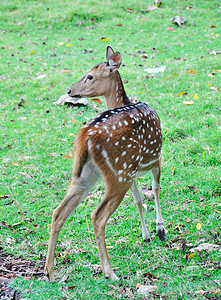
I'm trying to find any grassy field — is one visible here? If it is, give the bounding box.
[0,0,221,299]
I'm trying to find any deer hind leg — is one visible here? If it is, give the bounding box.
[151,160,165,241]
[45,159,100,282]
[131,181,150,242]
[91,183,131,281]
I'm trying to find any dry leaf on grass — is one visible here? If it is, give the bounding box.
[137,284,157,295]
[36,74,47,80]
[142,5,159,12]
[54,94,90,106]
[190,243,220,253]
[145,65,166,74]
[171,16,186,27]
[208,50,221,55]
[183,100,194,105]
[166,27,175,31]
[62,151,73,160]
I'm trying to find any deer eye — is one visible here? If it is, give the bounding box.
[87,75,93,80]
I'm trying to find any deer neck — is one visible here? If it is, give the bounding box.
[103,71,132,109]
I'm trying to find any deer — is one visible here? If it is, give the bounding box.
[44,46,165,282]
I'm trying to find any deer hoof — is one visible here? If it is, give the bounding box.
[44,267,55,282]
[143,237,151,243]
[156,222,165,241]
[157,228,165,241]
[105,273,119,281]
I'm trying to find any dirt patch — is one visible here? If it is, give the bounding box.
[0,248,44,300]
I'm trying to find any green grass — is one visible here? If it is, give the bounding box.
[0,0,221,299]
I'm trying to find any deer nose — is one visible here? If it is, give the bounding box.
[68,89,71,95]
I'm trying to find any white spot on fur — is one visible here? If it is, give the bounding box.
[101,148,116,175]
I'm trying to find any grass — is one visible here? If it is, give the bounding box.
[0,0,221,298]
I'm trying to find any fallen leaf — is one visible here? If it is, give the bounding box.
[126,8,137,13]
[178,92,188,97]
[137,285,157,295]
[185,217,191,223]
[68,133,75,137]
[183,100,194,105]
[187,70,197,74]
[194,95,198,99]
[36,74,47,79]
[145,65,166,74]
[142,5,159,12]
[62,69,71,73]
[142,204,147,210]
[62,150,73,160]
[187,253,197,259]
[30,51,36,55]
[143,272,157,280]
[62,155,72,160]
[171,16,186,28]
[196,223,202,230]
[11,162,19,166]
[91,98,102,104]
[66,43,73,47]
[188,185,198,193]
[47,152,57,156]
[172,72,178,76]
[210,87,219,91]
[154,0,162,7]
[101,38,110,42]
[54,94,90,106]
[208,50,221,55]
[58,42,64,45]
[190,243,219,253]
[0,194,10,199]
[166,27,175,32]
[136,282,141,289]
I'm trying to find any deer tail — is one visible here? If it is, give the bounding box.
[73,128,89,178]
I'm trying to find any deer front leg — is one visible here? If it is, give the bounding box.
[131,181,150,242]
[151,162,165,241]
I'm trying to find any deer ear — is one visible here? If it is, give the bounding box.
[106,51,122,72]
[106,46,115,61]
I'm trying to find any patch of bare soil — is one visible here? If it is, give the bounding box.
[0,248,44,300]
